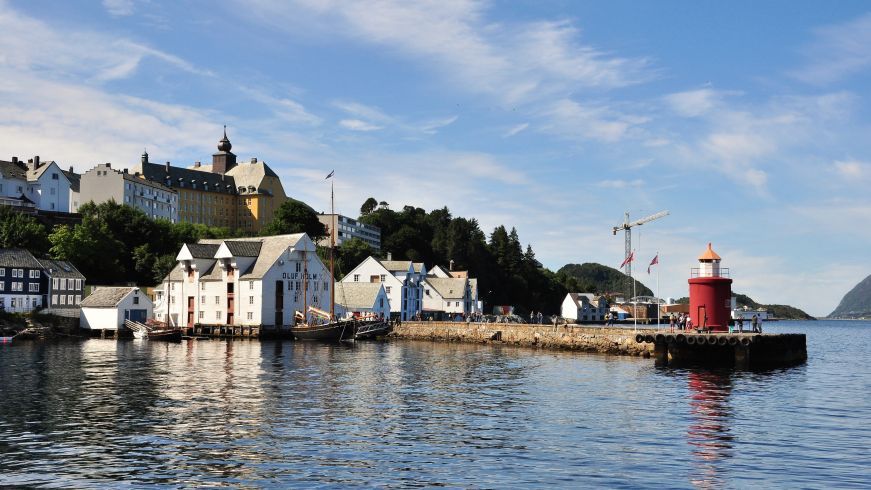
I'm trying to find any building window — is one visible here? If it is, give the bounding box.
[133,296,139,305]
[288,281,294,291]
[380,274,386,282]
[76,279,82,289]
[249,296,254,305]
[52,278,59,289]
[199,311,204,319]
[30,270,39,278]
[296,281,301,290]
[52,295,57,305]
[60,295,66,305]
[216,311,221,320]
[0,283,5,291]
[247,312,253,320]
[386,286,391,294]
[201,295,206,304]
[12,282,22,291]
[75,295,81,305]
[67,295,73,305]
[353,274,359,282]
[0,268,4,277]
[171,283,176,291]
[215,296,220,304]
[296,262,301,272]
[249,281,254,290]
[29,283,39,292]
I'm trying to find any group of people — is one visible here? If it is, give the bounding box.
[733,314,763,333]
[528,311,544,325]
[668,313,694,332]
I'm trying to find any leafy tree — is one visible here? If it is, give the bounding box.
[262,198,327,240]
[336,238,372,278]
[0,207,49,254]
[360,197,378,216]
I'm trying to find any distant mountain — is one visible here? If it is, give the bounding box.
[829,274,871,318]
[676,293,815,320]
[558,263,653,297]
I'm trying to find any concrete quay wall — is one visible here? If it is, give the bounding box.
[393,322,655,357]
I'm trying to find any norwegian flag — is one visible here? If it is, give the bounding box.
[647,254,659,274]
[620,251,635,269]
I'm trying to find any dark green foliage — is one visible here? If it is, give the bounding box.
[262,198,327,241]
[49,201,240,286]
[829,274,871,318]
[0,206,50,255]
[360,197,378,216]
[557,263,654,297]
[336,238,372,279]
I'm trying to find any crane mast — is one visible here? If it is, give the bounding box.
[612,210,669,298]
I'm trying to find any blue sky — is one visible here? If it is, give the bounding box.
[2,0,870,315]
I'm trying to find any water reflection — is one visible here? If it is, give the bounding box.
[686,370,734,488]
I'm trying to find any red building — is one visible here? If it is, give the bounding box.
[688,243,732,332]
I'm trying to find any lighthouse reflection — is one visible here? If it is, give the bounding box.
[686,370,735,488]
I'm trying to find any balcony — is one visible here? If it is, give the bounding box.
[690,267,730,278]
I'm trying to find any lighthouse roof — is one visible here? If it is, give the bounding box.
[698,243,721,261]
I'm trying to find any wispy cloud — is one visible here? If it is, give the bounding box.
[833,158,871,181]
[664,87,739,117]
[339,119,383,132]
[793,12,871,85]
[598,179,643,189]
[102,0,134,17]
[503,123,529,138]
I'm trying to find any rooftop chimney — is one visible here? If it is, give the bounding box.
[33,155,40,168]
[68,166,73,173]
[387,252,392,261]
[105,162,111,168]
[11,156,18,164]
[123,168,128,174]
[165,161,171,173]
[449,259,454,271]
[194,161,201,168]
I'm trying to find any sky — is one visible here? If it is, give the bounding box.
[1,0,870,316]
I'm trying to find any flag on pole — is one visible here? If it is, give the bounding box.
[620,251,635,269]
[647,254,659,274]
[325,170,334,179]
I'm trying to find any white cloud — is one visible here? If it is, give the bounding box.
[503,123,529,138]
[538,98,648,143]
[418,115,458,134]
[833,159,870,180]
[598,179,643,189]
[102,0,134,17]
[339,119,383,131]
[793,12,871,85]
[664,88,739,117]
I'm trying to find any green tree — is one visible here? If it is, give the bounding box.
[360,197,378,216]
[336,238,372,277]
[0,207,49,254]
[262,198,327,240]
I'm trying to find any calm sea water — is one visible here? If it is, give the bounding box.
[1,320,869,489]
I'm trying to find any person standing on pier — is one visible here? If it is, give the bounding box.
[737,317,744,333]
[751,314,759,333]
[669,313,675,333]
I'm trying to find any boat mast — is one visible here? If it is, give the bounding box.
[330,178,336,321]
[303,248,308,325]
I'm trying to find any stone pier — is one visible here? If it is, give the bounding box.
[392,322,655,357]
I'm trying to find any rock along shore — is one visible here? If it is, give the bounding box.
[391,321,655,357]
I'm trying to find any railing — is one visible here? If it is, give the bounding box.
[690,267,730,278]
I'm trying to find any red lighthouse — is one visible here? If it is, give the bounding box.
[688,243,732,332]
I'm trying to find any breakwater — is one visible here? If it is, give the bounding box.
[392,321,654,356]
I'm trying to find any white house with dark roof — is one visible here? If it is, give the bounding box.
[334,282,390,319]
[423,277,473,319]
[341,255,425,321]
[80,287,152,331]
[561,293,609,323]
[157,233,332,332]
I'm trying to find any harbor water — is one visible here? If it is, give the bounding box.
[1,320,869,488]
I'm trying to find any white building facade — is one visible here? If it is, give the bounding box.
[422,277,473,319]
[341,256,425,321]
[334,282,390,320]
[80,287,153,331]
[157,234,332,332]
[561,293,609,323]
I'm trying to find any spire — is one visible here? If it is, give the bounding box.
[141,148,149,164]
[698,242,721,262]
[217,125,232,152]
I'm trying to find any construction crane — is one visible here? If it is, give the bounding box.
[612,210,669,281]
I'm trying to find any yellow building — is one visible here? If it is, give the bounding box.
[135,129,287,232]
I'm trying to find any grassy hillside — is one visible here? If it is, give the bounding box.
[558,263,653,297]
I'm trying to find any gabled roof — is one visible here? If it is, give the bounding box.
[62,169,81,193]
[164,263,185,282]
[81,287,138,308]
[199,233,308,280]
[426,277,468,300]
[27,161,58,181]
[199,262,224,282]
[335,282,383,309]
[0,160,28,181]
[379,260,424,273]
[37,259,85,279]
[224,241,262,257]
[185,243,221,259]
[0,248,42,268]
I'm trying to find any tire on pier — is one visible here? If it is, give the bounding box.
[740,337,752,346]
[717,336,729,346]
[654,333,665,343]
[728,337,738,346]
[644,334,655,343]
[675,334,686,344]
[635,333,645,343]
[665,334,675,343]
[686,335,697,345]
[696,335,709,345]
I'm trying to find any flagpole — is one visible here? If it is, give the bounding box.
[632,250,637,332]
[656,251,660,330]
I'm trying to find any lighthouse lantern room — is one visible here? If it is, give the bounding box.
[688,243,733,332]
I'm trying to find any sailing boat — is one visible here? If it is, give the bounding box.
[289,171,357,342]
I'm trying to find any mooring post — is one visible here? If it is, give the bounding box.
[654,341,668,366]
[734,344,750,369]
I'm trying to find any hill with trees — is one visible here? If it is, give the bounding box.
[829,274,871,319]
[557,263,653,298]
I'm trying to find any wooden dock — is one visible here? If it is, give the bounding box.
[635,331,807,368]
